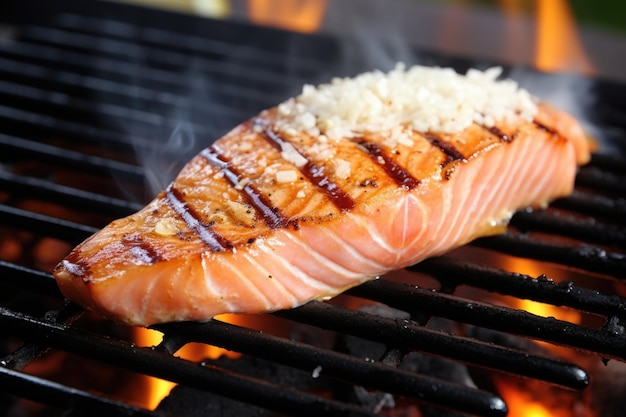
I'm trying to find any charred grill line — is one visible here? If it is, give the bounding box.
[357,141,421,189]
[480,124,511,142]
[121,233,162,265]
[165,185,232,251]
[201,147,289,228]
[422,133,467,162]
[259,123,355,211]
[533,120,558,136]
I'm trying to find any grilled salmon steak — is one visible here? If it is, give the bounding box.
[54,65,590,326]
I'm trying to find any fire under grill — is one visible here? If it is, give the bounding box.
[1,1,626,416]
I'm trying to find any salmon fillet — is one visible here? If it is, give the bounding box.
[54,65,590,326]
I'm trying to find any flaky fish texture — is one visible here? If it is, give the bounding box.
[54,90,590,326]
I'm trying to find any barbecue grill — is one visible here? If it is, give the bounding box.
[1,1,625,416]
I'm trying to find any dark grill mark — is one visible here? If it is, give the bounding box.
[122,233,162,264]
[257,122,355,211]
[165,185,232,251]
[302,162,355,211]
[58,251,91,280]
[201,147,289,228]
[480,125,512,142]
[359,141,420,190]
[533,120,558,136]
[423,133,467,166]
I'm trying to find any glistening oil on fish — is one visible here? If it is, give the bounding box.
[54,64,590,326]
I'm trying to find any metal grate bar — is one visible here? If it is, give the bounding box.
[0,78,192,131]
[576,166,626,194]
[156,319,507,417]
[0,170,141,216]
[473,232,626,278]
[0,104,146,150]
[350,279,626,361]
[19,25,294,106]
[586,153,626,172]
[0,366,161,417]
[0,261,61,298]
[0,55,247,119]
[276,302,588,389]
[0,204,98,242]
[0,133,144,179]
[551,190,626,218]
[0,307,380,417]
[413,257,626,318]
[0,38,289,102]
[509,209,626,246]
[0,58,245,140]
[55,13,327,76]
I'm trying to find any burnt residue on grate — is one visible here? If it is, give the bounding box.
[1,1,626,417]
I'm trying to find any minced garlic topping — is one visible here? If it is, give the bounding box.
[275,170,299,183]
[275,63,537,139]
[154,218,178,236]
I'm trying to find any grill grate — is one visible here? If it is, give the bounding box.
[1,1,626,416]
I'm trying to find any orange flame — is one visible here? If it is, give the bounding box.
[133,314,243,410]
[495,380,566,417]
[535,0,594,75]
[492,256,587,416]
[133,328,176,410]
[248,0,328,33]
[503,257,582,325]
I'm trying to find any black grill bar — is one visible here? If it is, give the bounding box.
[414,257,626,318]
[350,279,626,362]
[1,2,626,416]
[0,261,61,298]
[552,190,626,218]
[0,41,267,132]
[0,105,145,151]
[0,261,510,416]
[55,13,327,76]
[0,170,141,216]
[0,30,299,92]
[510,209,626,246]
[276,302,589,390]
[473,232,626,278]
[585,153,626,172]
[0,133,144,179]
[0,308,380,417]
[0,204,98,239]
[0,367,161,417]
[19,25,287,109]
[155,319,508,417]
[576,166,626,194]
